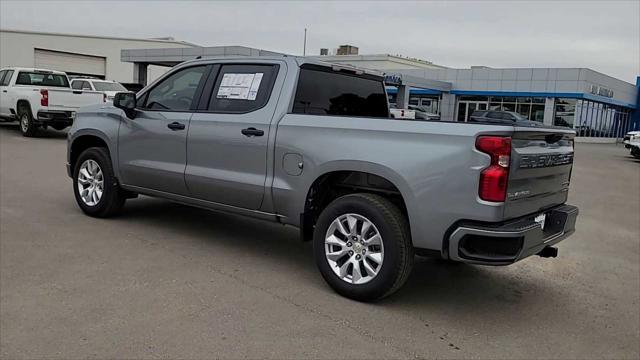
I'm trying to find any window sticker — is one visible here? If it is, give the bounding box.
[217,73,263,100]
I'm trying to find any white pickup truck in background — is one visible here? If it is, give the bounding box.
[0,67,104,136]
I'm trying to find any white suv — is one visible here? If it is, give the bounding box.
[70,78,127,102]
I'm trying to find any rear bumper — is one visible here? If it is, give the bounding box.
[447,204,578,265]
[36,111,75,127]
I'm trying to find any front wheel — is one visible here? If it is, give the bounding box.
[313,193,414,301]
[72,147,126,217]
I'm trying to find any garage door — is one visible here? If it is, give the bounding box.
[34,49,106,78]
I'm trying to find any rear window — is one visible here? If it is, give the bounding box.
[292,65,388,118]
[93,81,127,92]
[16,72,69,87]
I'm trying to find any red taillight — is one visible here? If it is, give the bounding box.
[40,89,48,106]
[476,136,511,202]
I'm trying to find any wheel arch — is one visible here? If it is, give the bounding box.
[69,131,114,175]
[299,162,415,243]
[16,99,33,114]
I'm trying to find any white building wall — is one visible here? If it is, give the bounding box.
[0,30,197,83]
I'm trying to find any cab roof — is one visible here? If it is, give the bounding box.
[174,55,384,78]
[0,67,67,75]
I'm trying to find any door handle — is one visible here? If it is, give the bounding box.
[167,122,186,131]
[241,127,264,137]
[2,90,6,93]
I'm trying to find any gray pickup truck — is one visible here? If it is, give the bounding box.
[67,56,578,301]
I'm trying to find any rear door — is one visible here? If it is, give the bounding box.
[185,62,282,210]
[118,64,210,195]
[505,127,576,218]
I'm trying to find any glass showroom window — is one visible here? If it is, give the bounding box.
[491,96,545,121]
[418,96,440,114]
[574,100,633,138]
[554,98,577,128]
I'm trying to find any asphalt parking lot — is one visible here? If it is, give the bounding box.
[1,124,639,359]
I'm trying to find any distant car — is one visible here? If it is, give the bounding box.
[623,130,640,148]
[389,104,416,119]
[0,67,103,136]
[70,79,127,102]
[623,131,640,159]
[408,105,440,120]
[470,110,542,127]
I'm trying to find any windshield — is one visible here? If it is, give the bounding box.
[16,72,69,87]
[93,81,127,92]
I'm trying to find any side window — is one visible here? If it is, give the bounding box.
[208,64,278,113]
[0,71,6,85]
[1,70,14,86]
[81,81,92,90]
[292,65,389,118]
[141,65,207,111]
[71,80,83,90]
[487,111,502,119]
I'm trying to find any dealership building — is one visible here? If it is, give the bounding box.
[1,29,638,139]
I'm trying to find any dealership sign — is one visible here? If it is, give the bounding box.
[589,84,614,98]
[384,74,402,86]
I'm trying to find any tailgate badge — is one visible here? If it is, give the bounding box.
[507,190,530,199]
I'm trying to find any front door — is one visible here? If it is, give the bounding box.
[0,70,14,117]
[118,65,209,195]
[185,63,282,210]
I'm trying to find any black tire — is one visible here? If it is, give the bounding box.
[313,193,414,301]
[72,147,126,217]
[18,104,38,137]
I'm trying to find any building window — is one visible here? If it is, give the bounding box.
[487,96,545,122]
[572,100,632,138]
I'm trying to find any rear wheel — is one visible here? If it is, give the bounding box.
[313,193,413,301]
[18,105,38,137]
[72,147,126,217]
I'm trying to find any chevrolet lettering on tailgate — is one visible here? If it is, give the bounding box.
[519,153,574,169]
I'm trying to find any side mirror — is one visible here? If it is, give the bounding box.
[113,92,136,119]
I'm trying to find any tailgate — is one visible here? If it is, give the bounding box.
[48,89,103,109]
[505,127,575,219]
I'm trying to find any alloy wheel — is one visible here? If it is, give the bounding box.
[324,213,384,285]
[20,114,29,133]
[77,159,104,206]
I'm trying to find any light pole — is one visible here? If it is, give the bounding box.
[303,28,307,56]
